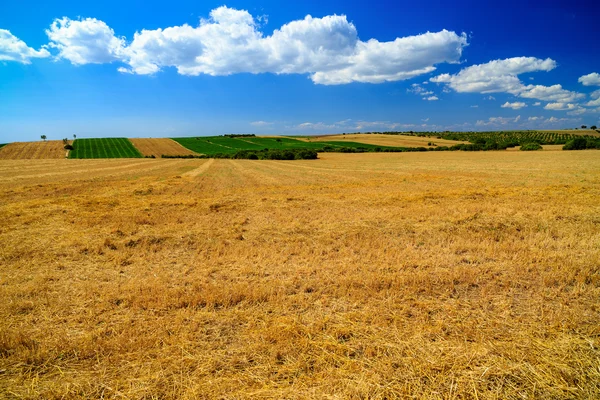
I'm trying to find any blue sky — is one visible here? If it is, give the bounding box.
[1,0,599,142]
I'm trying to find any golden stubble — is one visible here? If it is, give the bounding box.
[1,151,599,399]
[0,141,66,160]
[129,138,200,158]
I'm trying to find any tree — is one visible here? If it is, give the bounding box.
[582,125,587,129]
[41,135,47,141]
[591,125,597,130]
[73,134,77,140]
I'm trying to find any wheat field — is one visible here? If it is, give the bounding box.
[129,138,200,158]
[0,141,66,160]
[296,134,467,147]
[1,152,599,399]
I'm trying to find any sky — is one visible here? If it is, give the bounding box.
[1,0,600,142]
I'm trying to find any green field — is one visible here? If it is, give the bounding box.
[68,138,143,159]
[0,143,7,149]
[172,136,368,155]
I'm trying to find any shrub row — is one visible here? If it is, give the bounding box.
[563,138,600,150]
[162,148,318,160]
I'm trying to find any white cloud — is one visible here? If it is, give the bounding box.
[46,17,127,65]
[586,98,600,107]
[0,29,50,63]
[533,102,541,106]
[578,72,600,86]
[408,83,434,96]
[43,7,468,84]
[250,121,273,127]
[519,84,584,103]
[544,102,577,111]
[528,116,542,121]
[485,95,496,100]
[585,90,600,107]
[425,96,439,101]
[501,101,526,110]
[470,105,478,108]
[476,115,521,126]
[430,57,556,93]
[431,57,586,107]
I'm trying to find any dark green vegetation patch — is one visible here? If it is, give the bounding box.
[0,143,7,149]
[173,136,355,155]
[520,143,543,151]
[563,137,600,150]
[68,138,143,159]
[163,148,319,160]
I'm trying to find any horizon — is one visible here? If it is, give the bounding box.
[1,1,600,143]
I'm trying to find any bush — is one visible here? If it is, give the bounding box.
[64,144,74,150]
[563,138,588,150]
[520,143,543,151]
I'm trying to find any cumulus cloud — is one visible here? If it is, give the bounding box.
[431,57,585,107]
[425,96,439,101]
[430,57,556,93]
[579,72,600,86]
[46,17,126,65]
[41,7,468,84]
[533,102,541,106]
[0,29,50,63]
[544,102,577,111]
[501,101,526,110]
[519,84,584,103]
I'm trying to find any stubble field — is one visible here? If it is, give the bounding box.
[0,141,66,160]
[1,152,599,399]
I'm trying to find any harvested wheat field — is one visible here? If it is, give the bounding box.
[1,152,599,399]
[298,133,467,147]
[129,138,200,158]
[0,141,66,160]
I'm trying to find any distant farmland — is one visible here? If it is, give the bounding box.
[129,138,199,158]
[172,135,392,155]
[69,138,142,159]
[0,140,66,160]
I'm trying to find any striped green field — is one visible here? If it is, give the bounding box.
[68,138,143,159]
[172,136,381,155]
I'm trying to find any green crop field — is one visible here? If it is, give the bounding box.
[173,136,385,155]
[68,138,143,159]
[0,143,7,149]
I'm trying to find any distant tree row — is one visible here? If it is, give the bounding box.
[40,134,77,141]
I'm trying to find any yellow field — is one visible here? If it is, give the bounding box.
[0,141,66,160]
[1,152,599,399]
[296,133,467,147]
[129,138,199,158]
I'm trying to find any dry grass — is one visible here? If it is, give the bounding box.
[0,141,66,160]
[296,133,467,147]
[1,152,599,399]
[129,138,199,158]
